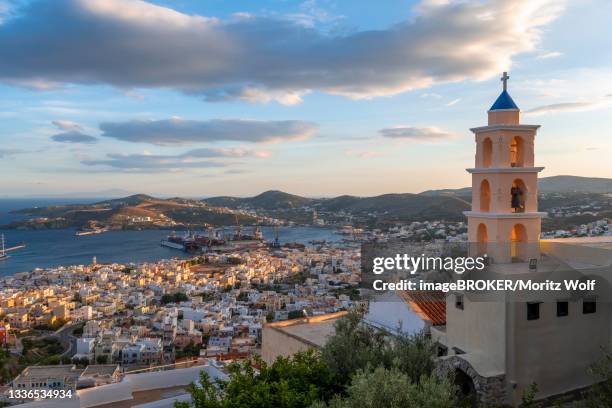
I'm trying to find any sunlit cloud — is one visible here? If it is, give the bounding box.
[536,51,563,59]
[52,120,84,132]
[99,118,317,145]
[0,0,565,103]
[81,147,268,171]
[446,98,461,106]
[524,100,611,116]
[379,126,456,142]
[344,149,383,159]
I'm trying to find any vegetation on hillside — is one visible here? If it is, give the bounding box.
[176,312,458,408]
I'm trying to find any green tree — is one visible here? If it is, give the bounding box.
[161,292,190,305]
[288,310,305,320]
[587,350,612,407]
[176,350,337,408]
[312,367,457,408]
[72,356,90,367]
[321,312,437,386]
[176,341,202,359]
[321,312,391,385]
[390,330,437,383]
[96,355,108,364]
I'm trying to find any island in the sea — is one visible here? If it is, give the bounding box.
[3,175,612,233]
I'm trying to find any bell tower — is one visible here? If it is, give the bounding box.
[465,72,546,263]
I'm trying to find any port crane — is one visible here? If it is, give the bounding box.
[0,234,26,261]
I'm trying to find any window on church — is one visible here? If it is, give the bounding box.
[510,136,524,167]
[482,138,492,168]
[527,302,540,320]
[557,301,569,317]
[455,294,464,310]
[583,299,596,314]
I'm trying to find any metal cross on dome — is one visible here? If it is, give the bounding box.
[501,72,510,91]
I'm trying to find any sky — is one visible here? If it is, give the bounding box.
[0,0,611,198]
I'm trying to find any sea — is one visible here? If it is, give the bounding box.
[0,198,342,277]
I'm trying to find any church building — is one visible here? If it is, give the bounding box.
[432,73,612,406]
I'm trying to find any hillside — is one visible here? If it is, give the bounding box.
[421,176,612,196]
[206,191,471,222]
[6,174,611,230]
[317,193,470,221]
[203,190,313,210]
[5,195,257,230]
[539,175,612,193]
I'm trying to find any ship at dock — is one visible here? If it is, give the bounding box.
[160,223,265,253]
[161,228,229,253]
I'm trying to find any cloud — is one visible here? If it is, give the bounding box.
[0,148,25,158]
[81,147,267,171]
[536,51,562,59]
[524,101,610,115]
[51,131,98,144]
[0,0,564,103]
[446,98,461,106]
[420,93,442,99]
[344,149,383,158]
[379,126,456,142]
[123,89,145,101]
[52,120,84,132]
[0,1,10,24]
[224,169,250,175]
[99,118,317,145]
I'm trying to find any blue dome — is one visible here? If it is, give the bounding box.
[489,90,519,111]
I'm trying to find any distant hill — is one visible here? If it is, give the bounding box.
[205,190,470,222]
[5,194,257,230]
[420,176,612,196]
[203,190,313,210]
[317,193,470,220]
[7,174,611,230]
[419,187,472,198]
[539,176,612,193]
[96,194,156,207]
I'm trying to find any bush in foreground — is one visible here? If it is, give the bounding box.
[177,311,457,408]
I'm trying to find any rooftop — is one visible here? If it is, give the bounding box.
[17,365,82,379]
[399,290,446,326]
[80,364,121,378]
[266,311,347,348]
[489,89,519,111]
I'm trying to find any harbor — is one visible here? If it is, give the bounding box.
[0,226,343,276]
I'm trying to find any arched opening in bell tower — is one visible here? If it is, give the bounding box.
[479,180,491,212]
[511,179,526,213]
[476,223,488,256]
[482,137,492,168]
[511,223,528,262]
[510,136,524,167]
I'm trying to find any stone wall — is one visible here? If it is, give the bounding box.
[436,355,507,406]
